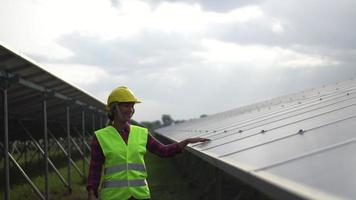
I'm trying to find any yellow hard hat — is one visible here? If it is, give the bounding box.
[107,86,141,110]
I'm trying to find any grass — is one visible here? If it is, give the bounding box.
[1,152,196,200]
[145,152,198,200]
[6,159,88,200]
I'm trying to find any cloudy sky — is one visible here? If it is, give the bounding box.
[1,0,356,122]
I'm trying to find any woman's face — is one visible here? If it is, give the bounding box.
[117,102,135,122]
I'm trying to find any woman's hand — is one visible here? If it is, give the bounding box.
[179,137,210,149]
[185,137,210,144]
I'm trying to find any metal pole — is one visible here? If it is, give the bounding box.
[3,86,10,200]
[73,127,91,152]
[71,137,90,165]
[81,109,86,172]
[66,106,72,194]
[25,132,69,189]
[49,130,84,177]
[43,97,49,200]
[8,152,46,200]
[99,115,103,128]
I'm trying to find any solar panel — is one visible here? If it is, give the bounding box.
[156,78,356,200]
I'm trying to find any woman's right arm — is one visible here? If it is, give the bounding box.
[87,136,104,200]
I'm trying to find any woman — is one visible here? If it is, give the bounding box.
[87,86,210,200]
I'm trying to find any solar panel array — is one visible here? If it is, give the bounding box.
[0,42,106,140]
[156,78,356,200]
[1,41,107,200]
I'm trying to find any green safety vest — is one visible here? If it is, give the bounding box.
[95,125,150,200]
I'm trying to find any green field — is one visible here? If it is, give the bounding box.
[1,152,196,200]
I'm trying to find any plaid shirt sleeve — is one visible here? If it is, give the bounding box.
[146,133,183,157]
[87,135,104,197]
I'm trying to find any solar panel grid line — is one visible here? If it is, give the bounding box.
[259,98,356,132]
[247,94,356,131]
[183,87,356,140]
[216,111,356,158]
[186,111,274,138]
[221,82,354,122]
[227,80,350,117]
[217,131,299,157]
[252,136,356,172]
[190,97,320,141]
[301,82,355,99]
[199,92,356,143]
[199,98,356,151]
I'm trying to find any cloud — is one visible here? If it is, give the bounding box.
[41,63,129,102]
[127,0,266,12]
[0,0,74,59]
[209,0,356,50]
[193,39,339,68]
[55,30,202,73]
[1,0,356,122]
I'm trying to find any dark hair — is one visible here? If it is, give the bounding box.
[107,102,119,125]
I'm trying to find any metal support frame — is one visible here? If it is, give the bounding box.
[81,109,86,172]
[10,141,20,155]
[42,94,49,200]
[73,127,91,152]
[48,130,84,177]
[17,121,70,189]
[8,152,46,200]
[2,78,10,200]
[66,105,72,193]
[58,123,91,166]
[0,70,106,199]
[11,141,26,161]
[1,121,47,200]
[71,137,90,165]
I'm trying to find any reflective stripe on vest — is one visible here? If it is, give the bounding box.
[105,163,146,175]
[103,179,147,188]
